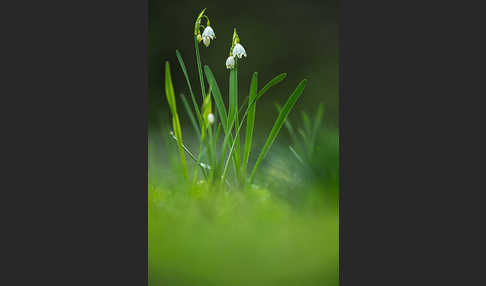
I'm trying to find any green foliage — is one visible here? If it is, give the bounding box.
[164,10,308,187]
[164,61,187,178]
[249,79,307,183]
[243,72,258,174]
[153,8,338,286]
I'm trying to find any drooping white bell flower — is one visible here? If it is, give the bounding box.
[207,113,215,125]
[232,43,247,59]
[202,26,216,40]
[225,56,235,69]
[202,26,216,47]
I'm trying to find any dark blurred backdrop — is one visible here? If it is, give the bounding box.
[149,0,339,132]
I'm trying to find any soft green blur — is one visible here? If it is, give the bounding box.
[149,184,338,286]
[149,126,339,285]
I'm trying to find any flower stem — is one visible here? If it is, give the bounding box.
[194,36,206,100]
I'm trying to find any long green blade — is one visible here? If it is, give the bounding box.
[194,36,206,99]
[243,72,258,173]
[204,65,228,131]
[249,79,307,183]
[310,103,325,153]
[175,50,202,129]
[256,73,287,101]
[276,103,299,147]
[228,63,241,181]
[165,61,187,178]
[179,93,200,138]
[238,73,287,116]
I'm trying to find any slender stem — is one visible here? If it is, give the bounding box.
[221,95,259,182]
[170,132,209,178]
[194,36,206,99]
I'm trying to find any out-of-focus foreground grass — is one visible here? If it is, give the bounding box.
[148,127,339,286]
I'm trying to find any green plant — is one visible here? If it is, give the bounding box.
[164,8,307,188]
[276,103,325,165]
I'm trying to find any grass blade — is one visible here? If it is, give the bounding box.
[249,79,307,183]
[204,65,227,131]
[228,63,242,181]
[175,50,202,129]
[301,111,312,136]
[276,103,298,147]
[165,61,187,178]
[310,103,325,152]
[194,36,206,99]
[243,72,258,173]
[256,73,287,101]
[205,65,239,178]
[179,93,201,137]
[238,73,287,116]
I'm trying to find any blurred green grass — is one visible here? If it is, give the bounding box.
[148,127,339,286]
[149,184,338,286]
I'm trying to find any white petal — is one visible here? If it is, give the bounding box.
[203,37,210,47]
[203,26,215,40]
[233,43,247,59]
[226,56,235,69]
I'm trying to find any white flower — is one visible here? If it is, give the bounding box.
[207,113,215,125]
[232,43,247,59]
[225,56,235,69]
[202,26,216,40]
[203,36,211,47]
[202,26,215,47]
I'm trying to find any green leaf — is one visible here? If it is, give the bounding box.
[276,103,299,147]
[179,93,200,138]
[301,111,312,137]
[243,72,258,173]
[204,65,228,131]
[238,73,287,116]
[201,90,212,140]
[195,36,206,100]
[175,50,202,129]
[310,103,325,152]
[256,73,287,101]
[228,63,241,181]
[249,79,307,183]
[221,74,285,182]
[165,61,187,178]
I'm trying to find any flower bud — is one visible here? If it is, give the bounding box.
[203,36,210,47]
[225,56,235,69]
[207,113,215,125]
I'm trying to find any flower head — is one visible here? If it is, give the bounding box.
[232,43,247,59]
[226,56,235,69]
[202,26,216,40]
[202,26,216,47]
[207,113,215,125]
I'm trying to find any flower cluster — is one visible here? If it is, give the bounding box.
[194,9,216,47]
[193,10,247,70]
[226,29,247,70]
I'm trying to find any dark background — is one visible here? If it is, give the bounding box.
[149,0,339,132]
